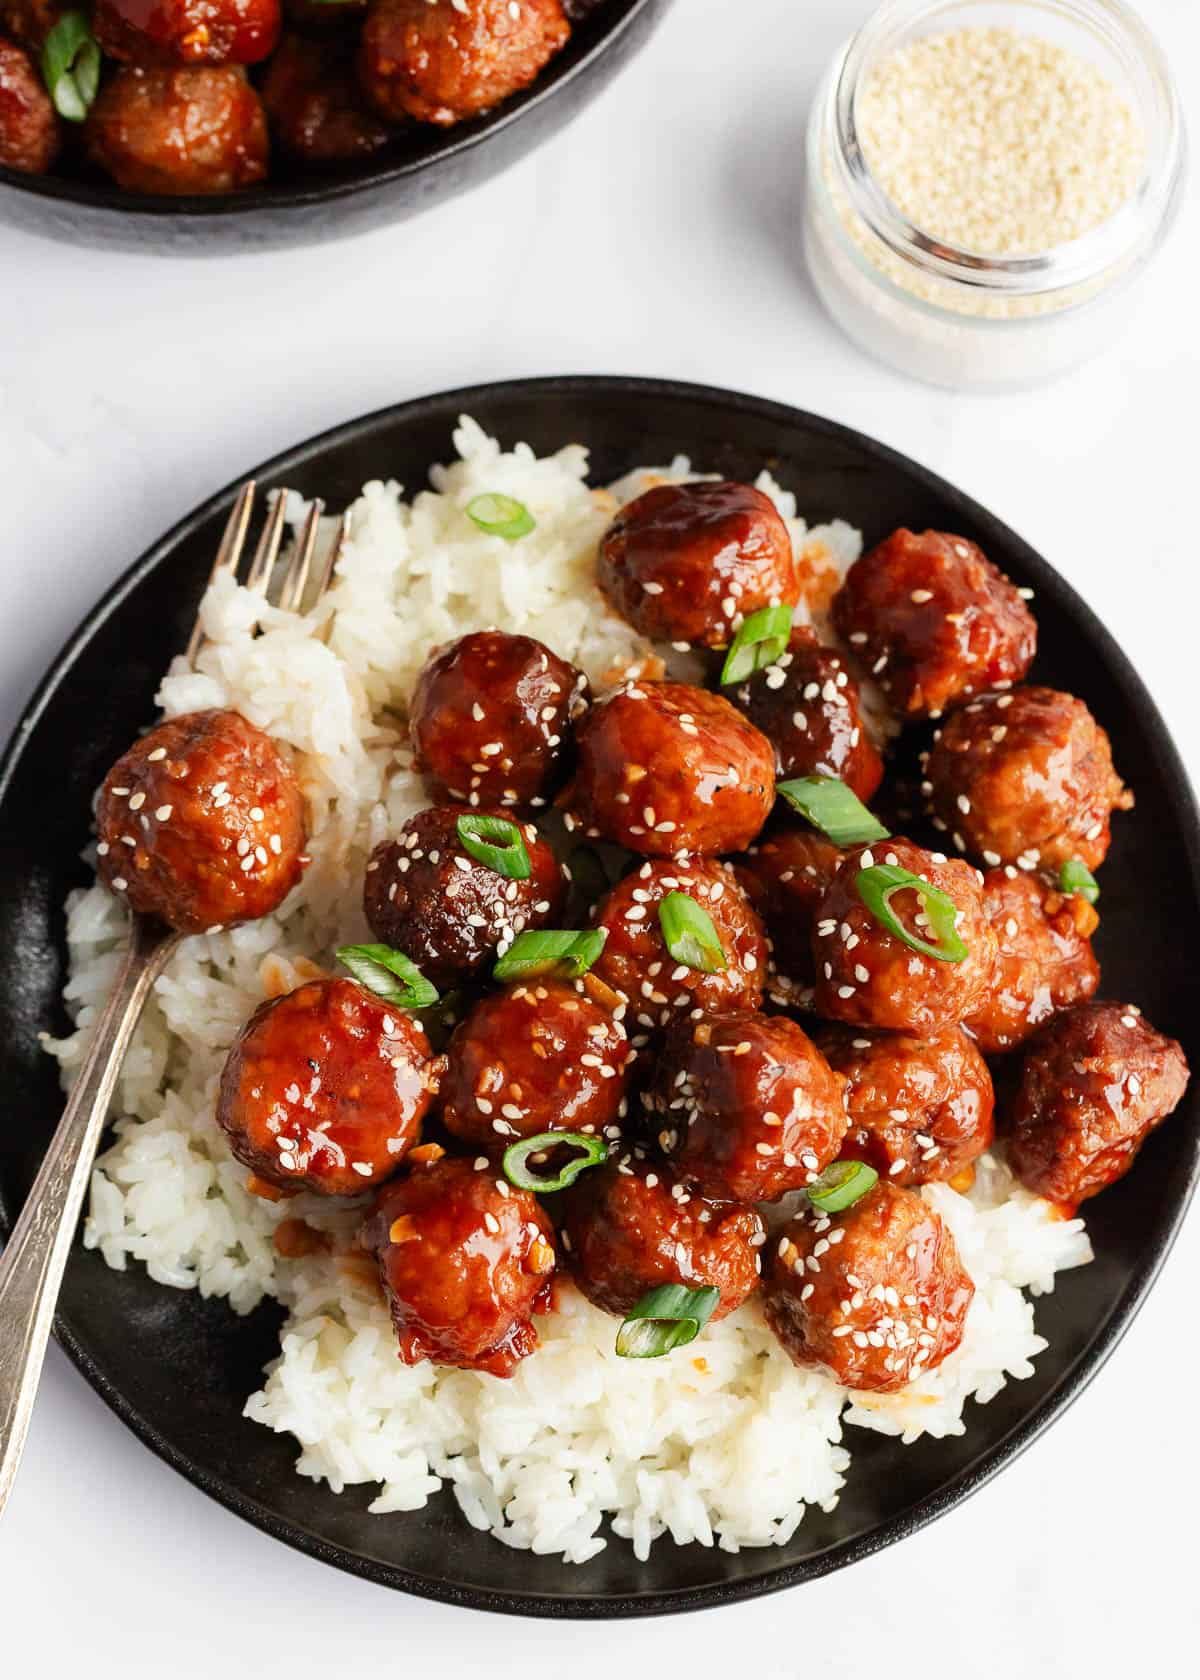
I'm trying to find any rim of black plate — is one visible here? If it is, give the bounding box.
[0,0,660,220]
[2,375,1198,1617]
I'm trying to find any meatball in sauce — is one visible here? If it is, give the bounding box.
[566,681,775,856]
[1009,1002,1188,1206]
[93,0,280,65]
[963,867,1100,1054]
[410,630,588,810]
[926,685,1132,872]
[562,1156,764,1322]
[96,708,305,934]
[0,35,61,173]
[591,856,767,1036]
[363,805,566,988]
[810,838,996,1034]
[833,528,1036,719]
[734,826,844,990]
[360,0,570,126]
[726,626,883,801]
[597,480,798,650]
[764,1180,974,1392]
[217,977,441,1195]
[648,1011,848,1205]
[261,33,392,162]
[362,1155,556,1377]
[818,1025,994,1187]
[85,66,269,194]
[441,979,630,1148]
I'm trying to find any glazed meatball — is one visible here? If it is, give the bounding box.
[85,67,269,194]
[0,35,61,173]
[818,1025,993,1186]
[441,979,630,1148]
[726,626,883,801]
[93,0,280,65]
[810,837,996,1034]
[360,0,569,126]
[261,33,391,161]
[597,480,798,650]
[648,1012,848,1204]
[963,868,1100,1054]
[591,856,767,1035]
[411,631,589,810]
[95,709,305,934]
[734,826,844,988]
[562,1156,764,1321]
[1009,1002,1189,1206]
[566,681,775,856]
[216,977,440,1195]
[361,1156,556,1376]
[833,528,1036,719]
[925,686,1132,872]
[764,1181,974,1392]
[363,805,566,988]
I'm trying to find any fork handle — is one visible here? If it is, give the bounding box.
[0,914,177,1519]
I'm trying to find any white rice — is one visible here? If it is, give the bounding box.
[45,417,1092,1562]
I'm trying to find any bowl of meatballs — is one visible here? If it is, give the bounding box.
[0,0,666,248]
[0,375,1196,1614]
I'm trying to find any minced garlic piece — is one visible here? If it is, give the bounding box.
[857,27,1145,256]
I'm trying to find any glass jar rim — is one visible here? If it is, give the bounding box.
[833,0,1188,299]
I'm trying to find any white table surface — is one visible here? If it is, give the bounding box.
[2,0,1197,1670]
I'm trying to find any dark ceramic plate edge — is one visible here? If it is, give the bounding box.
[2,375,1198,1617]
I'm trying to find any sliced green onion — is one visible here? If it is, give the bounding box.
[466,492,536,541]
[494,928,607,982]
[337,943,439,1010]
[41,11,100,123]
[719,604,794,686]
[777,775,890,847]
[455,813,531,880]
[855,864,968,964]
[807,1160,878,1213]
[1059,858,1099,905]
[502,1131,609,1193]
[616,1283,721,1359]
[658,891,726,973]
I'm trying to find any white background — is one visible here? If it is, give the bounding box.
[1,0,1197,1671]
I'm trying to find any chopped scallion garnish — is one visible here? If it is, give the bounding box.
[777,775,890,847]
[502,1131,609,1193]
[806,1160,878,1213]
[719,604,794,686]
[658,891,726,973]
[455,813,532,880]
[337,943,438,1010]
[494,928,607,982]
[854,864,968,963]
[615,1284,720,1359]
[466,492,536,541]
[41,11,100,123]
[1059,858,1099,905]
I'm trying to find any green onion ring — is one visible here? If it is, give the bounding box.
[854,863,968,963]
[1059,858,1100,905]
[777,774,890,847]
[455,813,532,880]
[337,943,439,1010]
[658,891,727,973]
[615,1284,721,1359]
[41,11,100,123]
[806,1160,878,1213]
[502,1131,609,1193]
[719,604,794,686]
[466,492,536,541]
[493,928,607,982]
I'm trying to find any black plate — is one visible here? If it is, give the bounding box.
[0,1,666,251]
[1,376,1198,1615]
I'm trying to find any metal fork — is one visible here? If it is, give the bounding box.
[0,483,346,1520]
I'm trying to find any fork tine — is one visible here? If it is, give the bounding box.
[314,508,350,604]
[277,498,325,614]
[245,489,291,598]
[184,479,256,665]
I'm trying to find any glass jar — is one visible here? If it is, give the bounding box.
[803,0,1188,390]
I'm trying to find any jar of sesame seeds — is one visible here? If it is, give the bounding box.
[803,0,1187,390]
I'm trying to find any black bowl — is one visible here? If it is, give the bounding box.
[0,1,667,252]
[1,376,1197,1615]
